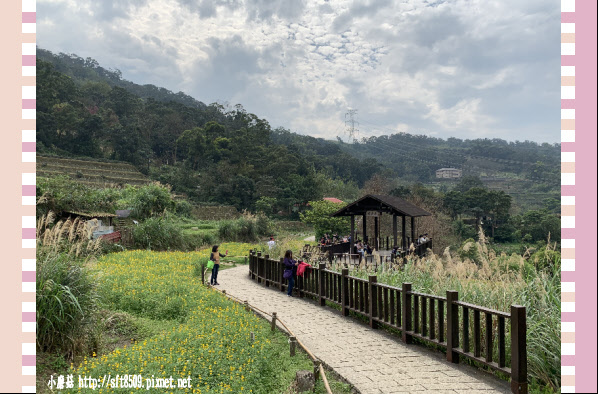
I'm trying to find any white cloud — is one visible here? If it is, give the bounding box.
[37,0,560,143]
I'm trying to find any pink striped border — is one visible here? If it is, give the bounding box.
[21,0,36,392]
[560,1,576,392]
[1,1,595,393]
[561,1,598,393]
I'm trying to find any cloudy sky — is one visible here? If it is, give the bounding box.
[38,0,560,143]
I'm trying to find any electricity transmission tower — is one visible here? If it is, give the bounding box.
[345,109,359,143]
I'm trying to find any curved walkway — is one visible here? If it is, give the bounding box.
[218,266,510,394]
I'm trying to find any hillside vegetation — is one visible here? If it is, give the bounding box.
[38,48,559,215]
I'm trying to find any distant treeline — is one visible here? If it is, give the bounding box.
[339,133,560,183]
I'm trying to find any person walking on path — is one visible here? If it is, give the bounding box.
[283,250,299,297]
[210,245,228,285]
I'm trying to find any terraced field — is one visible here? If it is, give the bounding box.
[37,155,151,187]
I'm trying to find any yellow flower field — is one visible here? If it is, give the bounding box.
[65,250,322,393]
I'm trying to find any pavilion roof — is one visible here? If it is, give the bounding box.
[330,194,431,218]
[64,210,117,218]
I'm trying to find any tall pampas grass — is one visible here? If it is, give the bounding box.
[37,212,102,258]
[329,229,560,391]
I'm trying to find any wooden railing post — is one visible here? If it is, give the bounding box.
[446,290,459,363]
[271,312,277,331]
[279,258,285,292]
[289,336,297,357]
[256,252,262,283]
[254,251,258,275]
[341,268,349,316]
[201,263,205,284]
[264,255,270,287]
[402,283,412,344]
[368,275,378,329]
[248,251,253,278]
[313,360,321,381]
[511,305,528,394]
[318,263,326,306]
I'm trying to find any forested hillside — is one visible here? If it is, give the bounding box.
[37,49,383,214]
[37,48,559,215]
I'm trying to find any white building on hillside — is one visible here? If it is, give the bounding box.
[436,168,462,179]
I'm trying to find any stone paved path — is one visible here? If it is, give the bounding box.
[219,266,510,394]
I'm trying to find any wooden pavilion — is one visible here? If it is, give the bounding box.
[330,194,432,254]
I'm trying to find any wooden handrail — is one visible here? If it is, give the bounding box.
[247,251,527,394]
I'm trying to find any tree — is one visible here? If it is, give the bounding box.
[518,210,561,243]
[463,187,490,226]
[299,200,350,240]
[361,174,396,196]
[255,196,278,216]
[485,191,512,238]
[443,191,466,219]
[229,175,256,211]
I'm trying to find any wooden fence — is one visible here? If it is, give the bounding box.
[248,251,527,394]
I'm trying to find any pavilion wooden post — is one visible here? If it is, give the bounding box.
[401,215,407,249]
[350,215,355,255]
[411,217,416,248]
[362,214,367,243]
[393,214,398,247]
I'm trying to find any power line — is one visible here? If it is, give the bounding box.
[345,109,359,143]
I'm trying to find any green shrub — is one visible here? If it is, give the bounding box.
[218,214,270,242]
[452,219,477,240]
[36,251,99,355]
[218,217,257,242]
[299,200,350,240]
[255,213,271,236]
[530,246,561,274]
[182,231,218,251]
[132,217,184,250]
[174,199,193,217]
[457,238,481,263]
[128,183,175,219]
